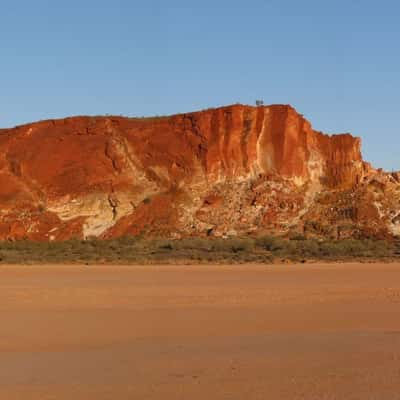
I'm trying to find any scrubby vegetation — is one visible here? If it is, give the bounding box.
[0,235,398,265]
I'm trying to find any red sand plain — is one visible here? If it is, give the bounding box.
[1,263,400,399]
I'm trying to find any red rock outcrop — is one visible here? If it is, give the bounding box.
[0,104,398,240]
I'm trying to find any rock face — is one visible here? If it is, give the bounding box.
[0,104,398,240]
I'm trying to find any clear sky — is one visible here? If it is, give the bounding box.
[1,0,399,170]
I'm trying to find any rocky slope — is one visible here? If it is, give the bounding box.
[0,104,398,240]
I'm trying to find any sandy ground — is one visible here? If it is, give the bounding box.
[1,263,400,399]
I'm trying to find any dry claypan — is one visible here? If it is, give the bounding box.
[1,262,400,400]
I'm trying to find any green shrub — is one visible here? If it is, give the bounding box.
[294,240,321,257]
[255,235,285,251]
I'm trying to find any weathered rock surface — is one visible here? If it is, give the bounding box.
[0,104,398,240]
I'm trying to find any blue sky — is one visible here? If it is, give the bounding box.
[1,0,399,170]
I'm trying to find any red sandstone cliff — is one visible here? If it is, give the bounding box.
[0,104,398,240]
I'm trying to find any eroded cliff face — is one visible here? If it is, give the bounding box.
[0,104,398,240]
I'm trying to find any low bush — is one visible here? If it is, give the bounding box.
[0,236,396,264]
